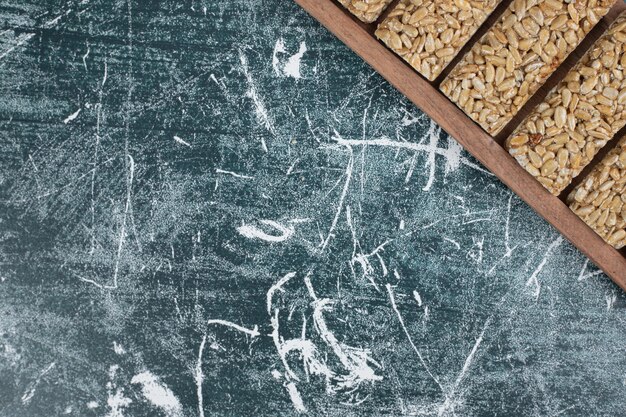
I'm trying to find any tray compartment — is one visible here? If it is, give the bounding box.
[336,0,395,23]
[568,134,626,249]
[505,12,626,195]
[375,0,503,81]
[440,0,615,136]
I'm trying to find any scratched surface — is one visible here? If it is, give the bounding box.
[1,1,626,416]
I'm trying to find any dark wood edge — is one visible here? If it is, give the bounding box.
[294,0,626,289]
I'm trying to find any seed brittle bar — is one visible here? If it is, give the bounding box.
[441,0,614,136]
[506,13,626,195]
[337,0,394,23]
[568,135,626,249]
[375,0,502,81]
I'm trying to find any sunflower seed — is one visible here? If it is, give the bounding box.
[375,0,502,81]
[506,12,626,195]
[338,0,394,23]
[441,0,613,136]
[568,135,626,249]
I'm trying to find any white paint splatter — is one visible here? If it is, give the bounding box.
[331,133,492,181]
[105,389,131,417]
[21,362,56,405]
[286,158,299,175]
[0,11,67,63]
[413,290,422,307]
[577,259,604,281]
[63,109,81,124]
[272,39,307,79]
[87,401,99,409]
[272,38,287,76]
[467,237,484,264]
[606,293,617,310]
[283,42,307,79]
[438,319,490,416]
[422,120,441,191]
[526,236,563,299]
[113,342,126,355]
[288,218,311,224]
[103,364,130,417]
[78,155,135,290]
[173,136,191,147]
[131,371,183,417]
[487,194,521,275]
[267,272,297,313]
[0,33,35,62]
[83,45,90,70]
[444,237,460,249]
[270,307,378,402]
[108,364,119,380]
[206,319,260,337]
[215,168,254,179]
[285,382,306,413]
[237,220,294,243]
[322,135,354,250]
[443,136,463,174]
[503,193,517,257]
[266,271,386,414]
[239,50,276,136]
[102,60,108,87]
[386,284,446,396]
[310,298,382,389]
[196,335,207,417]
[43,13,66,28]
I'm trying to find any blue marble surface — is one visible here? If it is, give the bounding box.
[1,1,626,416]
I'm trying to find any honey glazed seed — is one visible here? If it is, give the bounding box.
[440,0,614,136]
[338,0,394,23]
[375,0,502,81]
[506,12,626,195]
[568,135,626,249]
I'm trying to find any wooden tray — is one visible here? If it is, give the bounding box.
[294,0,626,289]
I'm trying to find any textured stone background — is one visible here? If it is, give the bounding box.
[1,1,626,416]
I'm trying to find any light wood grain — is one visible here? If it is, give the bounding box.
[294,0,626,288]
